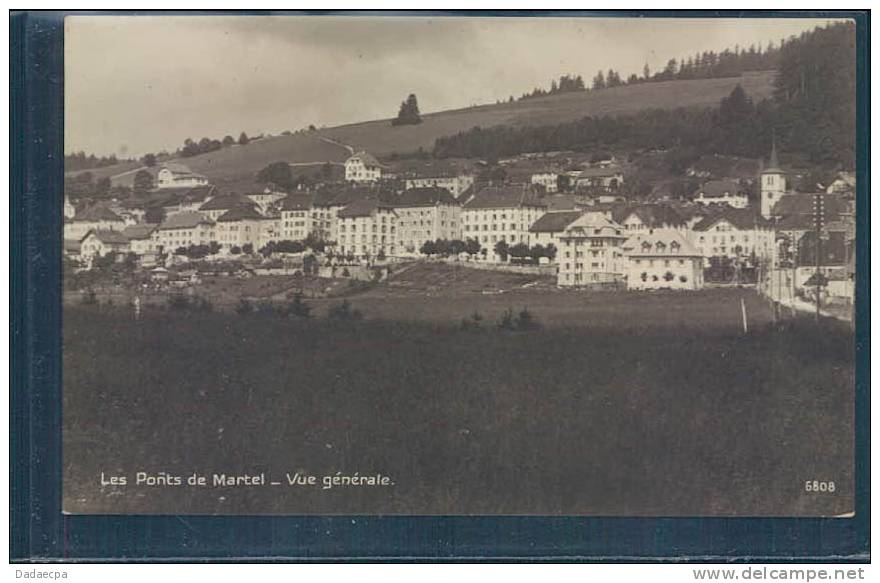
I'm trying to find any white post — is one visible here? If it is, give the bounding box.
[741,298,748,334]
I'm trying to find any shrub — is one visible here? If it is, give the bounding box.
[81,290,97,306]
[286,292,312,318]
[235,298,253,315]
[498,307,540,331]
[327,300,363,321]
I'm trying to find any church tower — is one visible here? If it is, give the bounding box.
[760,138,786,219]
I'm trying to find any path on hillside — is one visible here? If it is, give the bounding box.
[319,136,355,156]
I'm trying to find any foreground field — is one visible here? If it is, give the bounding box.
[63,287,854,516]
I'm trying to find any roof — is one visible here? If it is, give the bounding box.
[396,187,457,207]
[463,185,546,210]
[158,212,212,231]
[122,224,158,240]
[337,199,395,219]
[347,151,384,168]
[216,206,265,222]
[64,239,82,253]
[199,193,255,211]
[560,212,626,239]
[575,166,624,178]
[772,193,848,222]
[83,229,130,245]
[161,163,205,178]
[622,229,702,257]
[394,158,473,178]
[279,193,312,211]
[529,211,583,233]
[74,204,124,222]
[696,179,746,198]
[693,208,771,231]
[313,185,375,208]
[614,204,686,228]
[763,139,783,174]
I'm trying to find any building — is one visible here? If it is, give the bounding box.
[335,199,398,258]
[556,212,627,287]
[215,206,266,251]
[527,211,583,254]
[157,163,209,189]
[64,204,127,240]
[394,187,461,256]
[571,166,624,191]
[530,172,559,193]
[404,174,475,198]
[622,229,704,291]
[279,193,313,241]
[694,179,750,209]
[198,193,257,222]
[247,185,289,214]
[155,212,215,252]
[122,224,159,257]
[691,208,775,264]
[613,204,688,233]
[461,185,546,261]
[79,229,131,260]
[760,141,787,219]
[345,151,384,183]
[825,171,856,196]
[310,187,374,242]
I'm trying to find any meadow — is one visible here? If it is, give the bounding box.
[62,285,854,517]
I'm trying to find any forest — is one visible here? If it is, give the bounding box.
[444,22,856,171]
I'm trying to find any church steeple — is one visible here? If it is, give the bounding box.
[759,133,785,219]
[764,133,782,173]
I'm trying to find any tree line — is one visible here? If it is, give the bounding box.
[435,22,855,172]
[65,152,129,172]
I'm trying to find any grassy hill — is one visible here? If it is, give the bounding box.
[316,71,777,157]
[70,71,776,187]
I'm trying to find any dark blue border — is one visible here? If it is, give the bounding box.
[10,10,870,562]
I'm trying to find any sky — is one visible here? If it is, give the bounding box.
[65,15,833,158]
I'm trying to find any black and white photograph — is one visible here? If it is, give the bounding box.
[59,13,859,518]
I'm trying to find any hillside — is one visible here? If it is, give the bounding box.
[68,71,776,187]
[316,71,776,157]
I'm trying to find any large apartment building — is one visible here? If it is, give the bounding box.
[394,187,461,256]
[461,185,546,261]
[557,212,627,287]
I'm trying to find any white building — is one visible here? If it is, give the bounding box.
[404,174,475,198]
[248,186,289,214]
[79,229,131,260]
[694,180,750,209]
[335,199,398,258]
[63,205,127,241]
[461,185,547,262]
[198,194,257,222]
[157,163,209,189]
[557,212,627,287]
[345,151,384,183]
[64,195,76,219]
[691,209,775,264]
[121,224,159,257]
[215,206,266,251]
[622,229,704,291]
[614,205,688,233]
[394,187,461,256]
[279,193,314,241]
[155,212,215,252]
[530,172,559,194]
[571,166,624,191]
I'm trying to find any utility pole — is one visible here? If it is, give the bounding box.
[813,192,825,322]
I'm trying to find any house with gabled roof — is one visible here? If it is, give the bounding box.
[198,193,256,222]
[345,151,385,183]
[79,229,131,260]
[557,212,627,287]
[64,204,127,240]
[393,187,461,256]
[157,163,208,189]
[122,224,159,257]
[622,229,704,290]
[155,211,215,252]
[694,179,750,209]
[336,199,398,258]
[614,204,688,233]
[691,208,774,264]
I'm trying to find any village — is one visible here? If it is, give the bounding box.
[62,140,856,320]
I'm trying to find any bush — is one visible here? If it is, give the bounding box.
[81,290,97,306]
[286,292,312,318]
[235,298,253,315]
[460,311,484,331]
[497,307,540,331]
[327,300,363,321]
